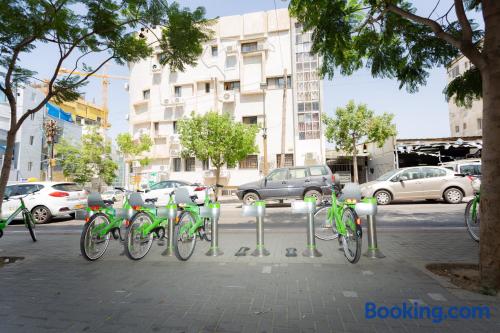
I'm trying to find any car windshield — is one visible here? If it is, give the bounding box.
[377,169,400,181]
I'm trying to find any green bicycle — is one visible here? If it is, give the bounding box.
[465,177,481,242]
[313,175,363,263]
[174,184,222,261]
[80,192,133,261]
[0,191,37,241]
[124,192,176,260]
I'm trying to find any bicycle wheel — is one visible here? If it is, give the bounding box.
[465,198,480,242]
[23,210,37,242]
[203,218,212,242]
[174,211,197,261]
[124,212,154,260]
[80,213,110,260]
[314,206,337,240]
[340,207,362,264]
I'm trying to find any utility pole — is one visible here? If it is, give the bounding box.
[279,69,287,168]
[43,119,58,181]
[260,82,268,176]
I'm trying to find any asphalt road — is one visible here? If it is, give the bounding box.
[4,201,468,235]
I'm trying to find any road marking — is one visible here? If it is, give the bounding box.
[362,270,374,276]
[408,299,426,306]
[262,266,272,274]
[342,291,358,298]
[428,293,447,301]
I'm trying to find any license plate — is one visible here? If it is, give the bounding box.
[75,204,84,209]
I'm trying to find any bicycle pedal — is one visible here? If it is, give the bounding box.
[285,248,297,257]
[235,246,250,256]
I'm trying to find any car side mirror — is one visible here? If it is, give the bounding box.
[399,176,408,181]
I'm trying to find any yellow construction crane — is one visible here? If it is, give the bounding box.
[57,67,129,112]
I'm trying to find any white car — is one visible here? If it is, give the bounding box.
[101,189,125,203]
[142,180,211,206]
[2,182,88,223]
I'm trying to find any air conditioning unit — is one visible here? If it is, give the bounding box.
[222,92,235,102]
[151,57,161,73]
[174,97,182,104]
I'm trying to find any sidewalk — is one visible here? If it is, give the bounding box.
[0,228,498,332]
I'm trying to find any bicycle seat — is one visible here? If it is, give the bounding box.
[87,192,107,208]
[145,198,158,204]
[337,183,362,202]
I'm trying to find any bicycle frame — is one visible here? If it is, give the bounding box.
[178,187,219,238]
[471,192,480,221]
[86,197,132,238]
[132,195,174,237]
[0,197,29,231]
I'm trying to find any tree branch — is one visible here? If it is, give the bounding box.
[454,0,474,42]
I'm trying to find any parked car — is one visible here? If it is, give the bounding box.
[360,166,473,205]
[101,189,125,203]
[142,180,211,206]
[439,159,481,177]
[1,182,88,223]
[236,165,333,205]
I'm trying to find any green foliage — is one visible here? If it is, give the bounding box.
[289,0,483,96]
[444,66,482,108]
[116,132,152,167]
[177,111,259,169]
[56,127,117,185]
[323,100,396,154]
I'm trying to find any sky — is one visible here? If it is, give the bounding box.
[19,0,482,141]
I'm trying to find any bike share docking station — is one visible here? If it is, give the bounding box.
[356,197,385,259]
[242,201,269,257]
[291,196,322,257]
[204,202,223,257]
[156,202,178,257]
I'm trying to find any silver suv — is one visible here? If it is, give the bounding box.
[236,165,333,205]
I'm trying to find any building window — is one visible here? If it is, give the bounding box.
[173,158,181,172]
[96,117,101,125]
[29,136,34,145]
[239,155,258,169]
[463,123,467,130]
[241,42,258,53]
[174,86,181,97]
[154,122,159,134]
[455,125,460,133]
[450,66,460,78]
[202,159,209,170]
[298,112,320,140]
[185,157,195,172]
[477,118,482,130]
[211,45,218,57]
[276,154,294,167]
[267,76,292,89]
[173,121,177,134]
[28,161,32,172]
[142,89,150,100]
[224,81,240,91]
[205,82,210,93]
[242,116,257,125]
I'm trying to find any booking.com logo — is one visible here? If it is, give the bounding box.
[365,302,491,323]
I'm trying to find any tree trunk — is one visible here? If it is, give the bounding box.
[352,135,359,183]
[479,1,500,293]
[0,130,17,214]
[214,166,221,201]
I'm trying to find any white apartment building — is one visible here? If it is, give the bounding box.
[127,8,325,188]
[447,54,483,137]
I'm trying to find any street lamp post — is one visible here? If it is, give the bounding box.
[260,82,268,176]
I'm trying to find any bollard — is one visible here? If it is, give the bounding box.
[292,197,322,257]
[357,197,385,259]
[162,202,178,256]
[206,202,223,256]
[242,201,269,257]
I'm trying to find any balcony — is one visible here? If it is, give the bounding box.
[162,97,185,106]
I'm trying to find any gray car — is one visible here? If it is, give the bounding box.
[236,165,333,205]
[360,166,474,205]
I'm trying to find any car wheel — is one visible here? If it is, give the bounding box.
[243,192,260,205]
[375,190,392,205]
[31,206,52,224]
[444,188,463,204]
[304,189,322,204]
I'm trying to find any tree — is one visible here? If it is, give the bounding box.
[56,127,117,187]
[0,0,211,208]
[116,132,153,188]
[323,100,396,183]
[178,111,259,198]
[290,0,500,293]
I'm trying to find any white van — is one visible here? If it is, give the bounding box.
[439,159,481,176]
